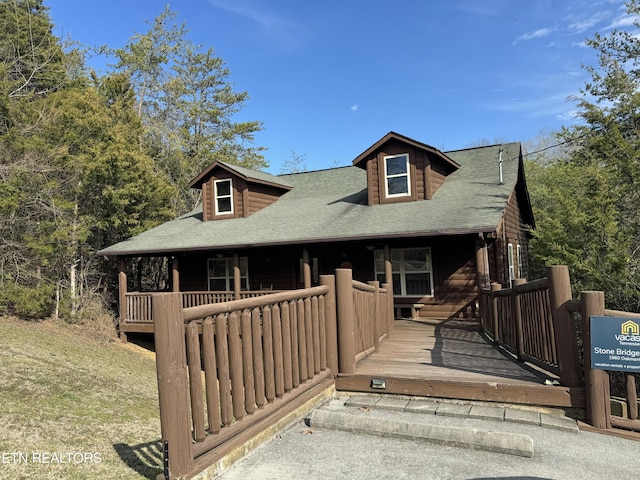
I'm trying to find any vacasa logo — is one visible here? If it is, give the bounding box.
[615,320,640,343]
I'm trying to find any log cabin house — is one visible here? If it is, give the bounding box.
[99,132,534,335]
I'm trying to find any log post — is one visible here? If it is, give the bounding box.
[233,253,241,300]
[171,256,180,293]
[511,278,526,361]
[369,280,380,351]
[335,269,356,375]
[382,282,394,333]
[302,248,311,289]
[118,257,127,342]
[153,292,193,477]
[320,275,339,376]
[491,282,502,342]
[383,245,393,295]
[548,265,582,387]
[581,291,611,429]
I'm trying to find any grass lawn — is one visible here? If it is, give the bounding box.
[0,316,163,480]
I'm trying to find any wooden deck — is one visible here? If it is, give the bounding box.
[335,318,586,408]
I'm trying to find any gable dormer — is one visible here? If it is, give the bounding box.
[189,161,292,221]
[352,132,459,205]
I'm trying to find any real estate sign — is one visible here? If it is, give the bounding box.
[591,316,640,372]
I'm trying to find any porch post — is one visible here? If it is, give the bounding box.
[335,268,356,375]
[118,257,127,342]
[171,256,180,293]
[581,290,611,429]
[490,282,502,342]
[233,253,241,300]
[320,274,339,376]
[475,236,489,289]
[302,248,311,289]
[548,265,581,387]
[383,244,392,292]
[153,292,193,476]
[511,278,526,361]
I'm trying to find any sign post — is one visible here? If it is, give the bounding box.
[591,316,640,372]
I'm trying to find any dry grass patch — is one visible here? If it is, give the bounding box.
[0,316,163,479]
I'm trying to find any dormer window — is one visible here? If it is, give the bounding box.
[384,154,411,198]
[215,179,233,215]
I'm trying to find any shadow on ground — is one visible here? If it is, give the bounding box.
[113,440,164,479]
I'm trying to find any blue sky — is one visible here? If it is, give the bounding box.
[47,0,632,173]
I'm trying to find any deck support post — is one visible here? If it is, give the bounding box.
[548,265,582,387]
[368,281,380,351]
[171,256,180,293]
[153,292,193,477]
[320,275,339,376]
[118,257,127,342]
[383,244,393,299]
[581,290,611,429]
[233,253,241,300]
[511,278,526,361]
[302,248,311,289]
[490,282,502,342]
[335,268,356,375]
[382,282,394,332]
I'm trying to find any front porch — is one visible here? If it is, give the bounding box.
[336,318,585,408]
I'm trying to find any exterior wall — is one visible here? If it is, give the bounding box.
[175,235,480,319]
[494,188,530,286]
[362,140,453,206]
[200,167,285,221]
[247,184,281,216]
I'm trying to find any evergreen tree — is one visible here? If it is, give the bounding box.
[113,6,266,214]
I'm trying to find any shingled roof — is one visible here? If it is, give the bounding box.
[99,142,531,256]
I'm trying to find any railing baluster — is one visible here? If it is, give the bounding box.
[228,311,244,421]
[281,301,293,392]
[304,297,314,379]
[289,301,300,387]
[272,304,285,397]
[251,308,265,407]
[263,306,275,402]
[241,309,256,414]
[202,318,220,434]
[186,322,206,442]
[215,313,232,426]
[297,299,308,382]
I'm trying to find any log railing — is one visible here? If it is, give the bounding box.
[335,269,394,375]
[154,280,338,479]
[479,266,581,386]
[122,290,280,326]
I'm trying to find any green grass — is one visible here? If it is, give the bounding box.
[0,317,163,479]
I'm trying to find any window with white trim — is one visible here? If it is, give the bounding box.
[517,244,524,278]
[374,248,433,297]
[383,154,411,198]
[208,257,249,291]
[214,179,233,215]
[508,243,515,282]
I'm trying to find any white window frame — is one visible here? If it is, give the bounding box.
[383,154,411,198]
[207,256,249,291]
[508,243,515,282]
[517,244,524,279]
[374,247,434,297]
[214,178,233,215]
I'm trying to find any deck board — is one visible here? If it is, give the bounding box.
[356,318,552,386]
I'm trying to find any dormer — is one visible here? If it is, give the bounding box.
[352,132,459,205]
[189,161,292,221]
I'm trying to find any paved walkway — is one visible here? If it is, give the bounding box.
[219,394,640,480]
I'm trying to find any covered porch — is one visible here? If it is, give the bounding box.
[115,233,496,339]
